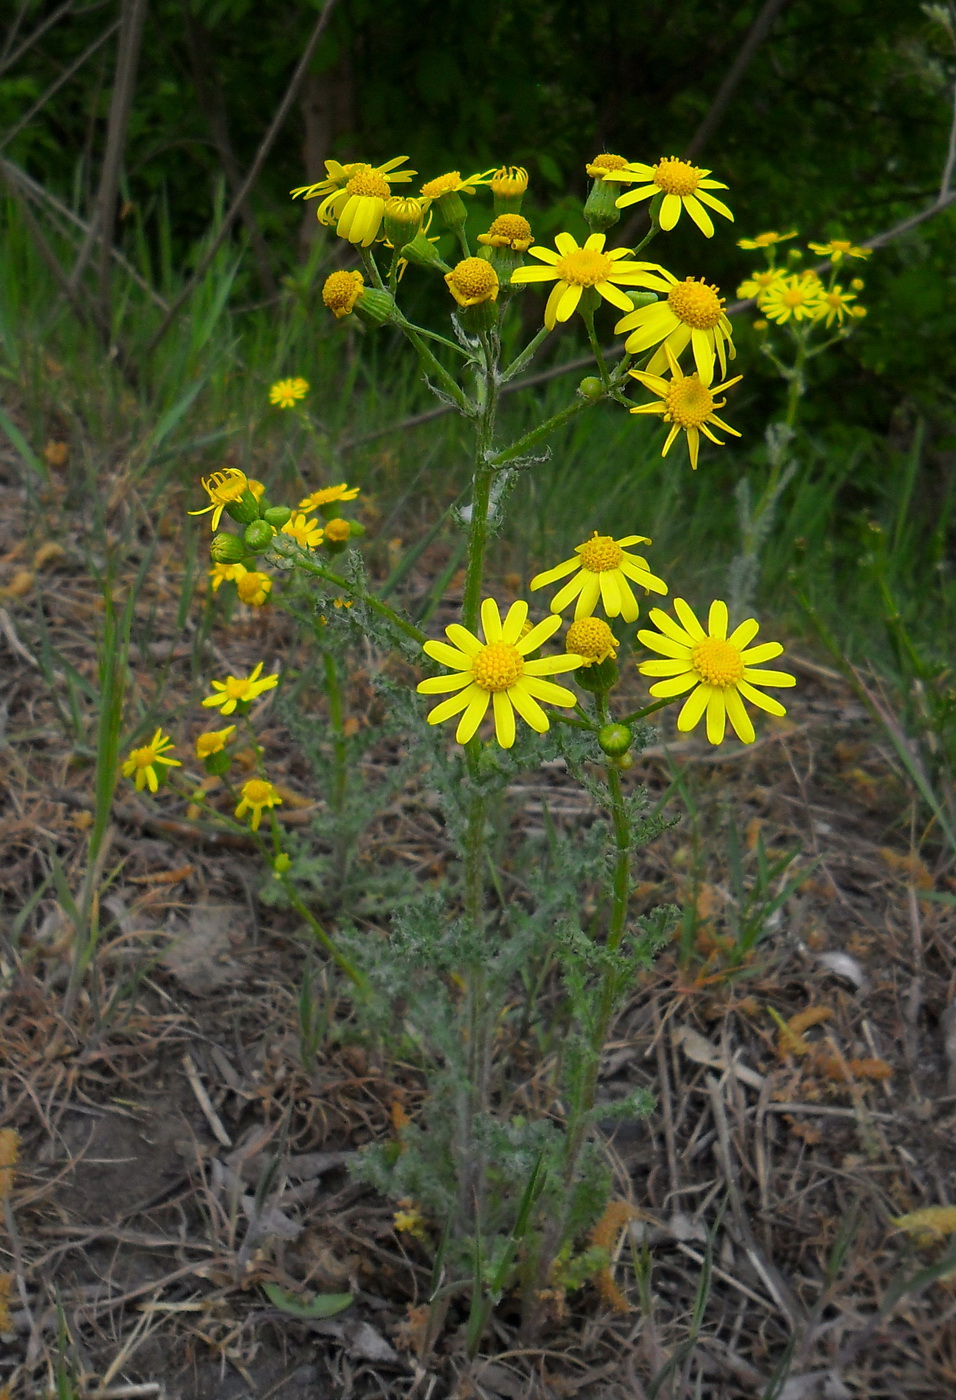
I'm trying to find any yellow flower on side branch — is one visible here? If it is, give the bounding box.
[565,616,619,666]
[291,156,415,203]
[477,214,534,252]
[510,232,662,329]
[281,513,324,549]
[210,562,247,592]
[417,599,582,749]
[614,269,735,384]
[269,377,309,409]
[298,482,361,513]
[322,270,365,319]
[606,156,733,236]
[585,153,633,181]
[629,347,741,470]
[235,778,283,832]
[195,726,235,759]
[530,533,667,622]
[419,169,496,205]
[121,729,181,793]
[237,571,273,606]
[202,662,278,716]
[737,268,787,301]
[737,230,797,249]
[815,284,861,327]
[637,599,795,745]
[758,273,824,324]
[808,238,871,263]
[445,258,499,308]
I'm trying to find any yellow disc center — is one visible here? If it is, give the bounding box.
[323,270,362,309]
[667,278,724,329]
[653,157,703,196]
[488,214,531,240]
[225,677,251,699]
[450,257,497,297]
[664,376,715,428]
[590,153,628,173]
[577,534,624,572]
[782,285,809,306]
[421,171,460,198]
[346,171,390,199]
[472,642,525,692]
[206,470,246,504]
[691,638,744,687]
[555,248,613,286]
[131,747,154,769]
[244,779,273,803]
[566,616,617,660]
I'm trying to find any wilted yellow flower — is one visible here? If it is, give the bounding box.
[322,269,364,319]
[565,616,619,666]
[445,257,499,308]
[299,482,361,512]
[189,468,249,531]
[324,518,352,543]
[291,156,415,203]
[585,153,632,181]
[477,214,534,251]
[269,377,309,409]
[420,169,496,203]
[121,729,181,793]
[235,778,282,832]
[737,230,797,249]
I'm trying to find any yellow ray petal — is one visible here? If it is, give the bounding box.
[492,690,516,748]
[456,688,491,743]
[677,683,710,732]
[706,689,727,744]
[725,687,756,743]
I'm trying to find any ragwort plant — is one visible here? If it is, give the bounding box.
[124,152,808,1345]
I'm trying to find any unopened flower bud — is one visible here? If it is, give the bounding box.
[225,490,263,526]
[584,176,623,233]
[243,519,275,552]
[354,287,397,327]
[624,290,658,311]
[575,657,620,692]
[263,505,292,528]
[400,232,452,273]
[598,723,633,757]
[490,165,529,213]
[578,376,605,401]
[273,852,292,876]
[203,749,232,776]
[383,196,424,251]
[210,533,248,565]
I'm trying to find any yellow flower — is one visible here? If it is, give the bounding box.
[510,232,662,330]
[189,468,249,531]
[322,269,364,319]
[237,571,273,606]
[269,377,309,409]
[737,268,787,301]
[202,662,279,715]
[585,153,633,180]
[565,616,619,666]
[808,238,871,263]
[490,166,528,200]
[445,257,499,308]
[247,479,266,501]
[637,599,795,745]
[316,170,397,246]
[394,1199,428,1240]
[195,725,235,759]
[477,214,534,251]
[417,598,582,749]
[235,777,282,832]
[281,513,324,548]
[758,273,825,324]
[291,156,415,203]
[299,482,361,512]
[629,345,742,470]
[531,532,667,622]
[614,269,734,385]
[210,561,247,592]
[606,156,733,237]
[419,169,496,203]
[324,517,352,543]
[121,728,181,793]
[737,230,797,249]
[815,283,860,327]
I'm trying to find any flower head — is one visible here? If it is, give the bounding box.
[322,270,364,319]
[237,571,273,606]
[419,169,496,203]
[189,468,249,531]
[324,517,352,543]
[394,1199,428,1240]
[815,283,861,327]
[510,232,662,330]
[210,561,247,593]
[638,599,795,745]
[202,661,279,715]
[477,214,534,251]
[531,532,667,622]
[737,230,797,249]
[490,166,528,200]
[281,513,324,549]
[121,728,181,793]
[445,257,499,308]
[417,598,582,748]
[758,273,825,324]
[235,777,282,832]
[291,156,415,203]
[269,377,309,409]
[808,238,871,263]
[629,345,742,471]
[737,268,787,301]
[298,482,361,513]
[195,725,235,759]
[316,170,397,246]
[614,269,734,384]
[585,153,632,181]
[565,616,619,666]
[606,157,733,236]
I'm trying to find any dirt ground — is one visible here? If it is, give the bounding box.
[2,441,956,1400]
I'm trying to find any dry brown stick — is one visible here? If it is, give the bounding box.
[0,0,75,77]
[0,17,120,156]
[684,0,791,160]
[145,0,340,355]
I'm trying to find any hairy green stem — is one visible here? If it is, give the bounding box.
[500,323,551,383]
[279,547,426,646]
[460,329,500,632]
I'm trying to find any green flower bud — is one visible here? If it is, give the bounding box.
[624,290,658,311]
[203,750,232,776]
[575,657,620,692]
[263,505,292,528]
[210,532,248,564]
[273,852,292,875]
[612,752,635,770]
[400,232,452,273]
[598,723,633,757]
[224,490,262,525]
[354,288,397,328]
[584,177,623,233]
[243,519,275,552]
[578,376,605,401]
[435,190,468,229]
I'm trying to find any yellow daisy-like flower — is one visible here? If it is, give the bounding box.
[477,214,534,251]
[737,230,797,249]
[565,616,619,666]
[614,269,734,385]
[531,532,667,622]
[510,232,662,330]
[585,153,633,181]
[188,468,249,531]
[237,571,273,606]
[121,728,181,793]
[807,238,871,263]
[815,283,860,328]
[637,599,795,745]
[607,157,733,236]
[629,345,742,470]
[419,169,496,204]
[298,482,361,512]
[322,269,364,319]
[291,155,415,203]
[324,517,352,543]
[737,268,787,301]
[758,273,824,324]
[490,166,529,199]
[281,513,324,549]
[210,561,247,593]
[202,661,279,715]
[417,598,582,749]
[316,170,397,247]
[195,725,235,759]
[269,377,309,409]
[235,777,282,832]
[445,257,499,308]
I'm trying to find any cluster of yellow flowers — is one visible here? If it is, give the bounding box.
[737,231,869,329]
